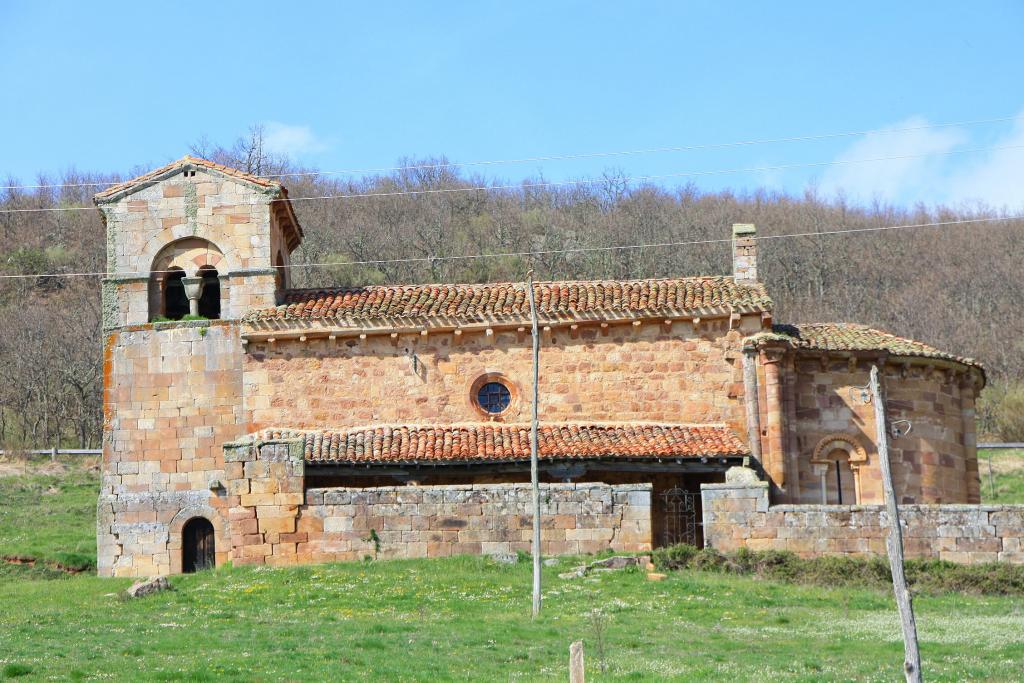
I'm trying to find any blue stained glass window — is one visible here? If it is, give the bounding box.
[477,381,511,414]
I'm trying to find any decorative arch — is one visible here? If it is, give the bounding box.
[167,505,229,575]
[811,434,868,465]
[139,229,242,277]
[148,238,227,321]
[810,434,868,505]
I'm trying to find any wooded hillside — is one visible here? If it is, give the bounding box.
[2,137,1021,447]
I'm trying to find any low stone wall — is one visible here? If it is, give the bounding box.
[295,483,652,563]
[701,482,1024,564]
[223,439,653,566]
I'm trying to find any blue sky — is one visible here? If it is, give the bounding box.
[2,1,1023,209]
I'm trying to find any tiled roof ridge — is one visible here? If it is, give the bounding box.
[245,275,773,323]
[94,155,280,201]
[281,274,739,295]
[748,321,981,369]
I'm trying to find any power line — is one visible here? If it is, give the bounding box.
[0,215,1016,281]
[0,114,1016,192]
[2,142,1023,215]
[286,144,1024,204]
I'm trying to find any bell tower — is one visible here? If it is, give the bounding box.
[93,156,302,328]
[94,157,303,577]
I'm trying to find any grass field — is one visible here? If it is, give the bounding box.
[0,457,99,571]
[978,448,1024,503]
[2,456,1024,681]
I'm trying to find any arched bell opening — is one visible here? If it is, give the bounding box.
[197,266,221,319]
[147,238,226,322]
[162,267,189,321]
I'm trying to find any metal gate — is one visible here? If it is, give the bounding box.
[660,487,701,547]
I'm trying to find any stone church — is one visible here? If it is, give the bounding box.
[95,157,986,577]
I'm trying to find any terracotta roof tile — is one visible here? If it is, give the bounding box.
[245,277,772,324]
[94,155,279,201]
[249,423,748,464]
[762,323,981,368]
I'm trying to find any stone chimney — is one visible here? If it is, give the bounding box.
[732,223,757,283]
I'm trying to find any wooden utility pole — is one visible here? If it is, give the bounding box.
[569,640,585,682]
[526,270,542,618]
[869,365,922,683]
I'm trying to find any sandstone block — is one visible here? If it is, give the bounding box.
[239,493,276,507]
[259,516,297,535]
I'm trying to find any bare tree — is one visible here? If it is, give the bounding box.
[1,137,1022,446]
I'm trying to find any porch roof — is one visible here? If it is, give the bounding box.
[247,422,749,466]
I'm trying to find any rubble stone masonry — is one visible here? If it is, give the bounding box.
[222,441,651,565]
[702,482,1024,564]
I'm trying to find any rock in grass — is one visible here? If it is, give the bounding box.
[588,555,645,571]
[543,558,560,567]
[559,555,646,579]
[126,577,170,598]
[490,552,519,565]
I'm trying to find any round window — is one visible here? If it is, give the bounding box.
[477,381,512,414]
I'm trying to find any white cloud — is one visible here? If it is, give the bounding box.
[818,116,966,203]
[261,122,329,158]
[817,111,1024,210]
[945,113,1024,210]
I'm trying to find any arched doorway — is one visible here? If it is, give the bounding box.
[182,517,215,573]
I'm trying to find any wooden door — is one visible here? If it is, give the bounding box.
[182,517,215,573]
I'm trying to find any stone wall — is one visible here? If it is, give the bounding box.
[242,330,980,508]
[242,316,757,437]
[97,322,246,576]
[785,358,979,505]
[223,438,652,565]
[223,440,306,566]
[701,482,1024,564]
[300,482,652,562]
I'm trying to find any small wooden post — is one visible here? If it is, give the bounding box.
[869,365,922,683]
[988,451,995,500]
[741,349,762,461]
[527,270,542,619]
[569,640,585,683]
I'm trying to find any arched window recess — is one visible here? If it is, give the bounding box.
[809,434,869,505]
